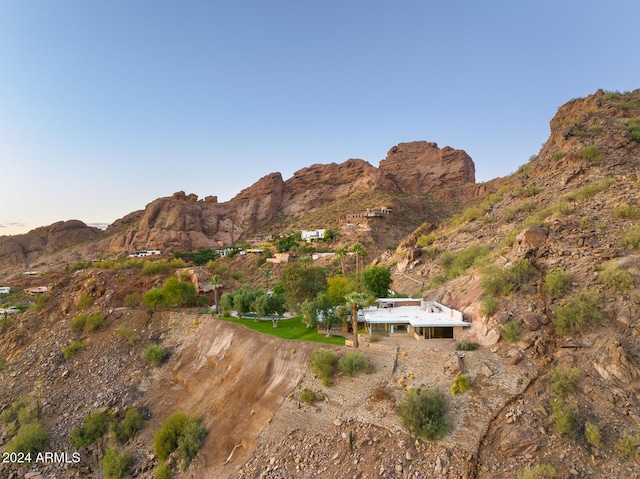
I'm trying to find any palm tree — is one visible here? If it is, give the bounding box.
[351,243,367,278]
[344,292,368,348]
[261,268,273,291]
[333,247,347,276]
[208,274,223,315]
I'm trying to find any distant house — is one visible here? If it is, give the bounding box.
[0,306,19,317]
[0,286,10,294]
[128,250,162,258]
[362,299,470,340]
[301,229,327,242]
[25,286,48,294]
[266,253,290,264]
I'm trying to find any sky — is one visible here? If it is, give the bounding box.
[1,1,639,236]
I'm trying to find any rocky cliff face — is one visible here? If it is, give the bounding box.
[100,141,476,254]
[0,220,104,270]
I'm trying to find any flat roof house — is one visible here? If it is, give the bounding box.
[363,299,470,340]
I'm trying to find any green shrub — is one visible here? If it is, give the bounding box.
[479,296,499,317]
[624,118,640,143]
[102,448,133,479]
[69,409,113,449]
[450,375,471,395]
[564,178,614,202]
[4,422,49,457]
[61,340,85,360]
[517,463,557,479]
[550,397,578,436]
[500,321,521,342]
[396,387,448,441]
[155,461,172,479]
[543,270,572,299]
[455,338,479,351]
[578,145,601,164]
[69,311,105,334]
[441,245,491,279]
[78,294,93,310]
[597,262,634,292]
[115,408,144,443]
[548,367,580,397]
[416,232,437,248]
[142,261,172,276]
[298,388,317,404]
[124,293,141,308]
[552,289,602,335]
[622,225,640,249]
[338,351,372,377]
[481,266,512,297]
[154,413,206,471]
[616,432,640,459]
[613,203,640,219]
[308,348,338,387]
[585,421,602,448]
[115,326,139,345]
[142,344,169,367]
[552,150,566,161]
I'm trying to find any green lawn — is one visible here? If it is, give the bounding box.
[219,316,345,345]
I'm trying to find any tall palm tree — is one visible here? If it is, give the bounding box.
[351,243,367,278]
[208,274,223,315]
[344,291,368,348]
[333,247,347,276]
[261,268,273,291]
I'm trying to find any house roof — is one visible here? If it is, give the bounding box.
[362,306,471,328]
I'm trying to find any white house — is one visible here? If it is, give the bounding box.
[301,229,327,242]
[362,299,471,340]
[128,250,162,258]
[0,286,10,294]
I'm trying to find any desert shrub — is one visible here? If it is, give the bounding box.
[481,259,533,297]
[517,463,557,479]
[624,118,640,142]
[155,462,172,479]
[78,294,93,310]
[550,397,578,436]
[565,177,614,202]
[543,269,572,299]
[616,432,640,459]
[124,293,141,308]
[578,145,601,164]
[298,388,317,404]
[308,348,338,387]
[115,326,139,345]
[500,321,521,342]
[4,422,49,456]
[450,374,471,395]
[115,408,144,443]
[548,367,579,397]
[416,232,437,248]
[597,262,634,292]
[441,244,491,279]
[455,338,479,351]
[176,421,207,470]
[142,344,169,367]
[509,258,535,287]
[622,225,640,249]
[370,382,394,402]
[69,409,113,449]
[479,296,499,317]
[61,340,85,360]
[397,387,448,441]
[429,274,446,288]
[552,289,602,335]
[103,448,133,479]
[154,413,206,471]
[552,150,566,161]
[613,203,640,219]
[69,311,105,334]
[585,421,602,448]
[142,261,172,276]
[338,351,372,377]
[0,397,36,430]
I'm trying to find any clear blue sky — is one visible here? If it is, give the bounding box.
[1,1,638,235]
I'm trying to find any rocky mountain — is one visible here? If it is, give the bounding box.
[1,89,639,479]
[0,140,475,273]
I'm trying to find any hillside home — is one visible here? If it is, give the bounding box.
[266,253,290,264]
[25,286,48,294]
[0,286,10,294]
[362,299,470,340]
[128,250,162,258]
[301,229,326,242]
